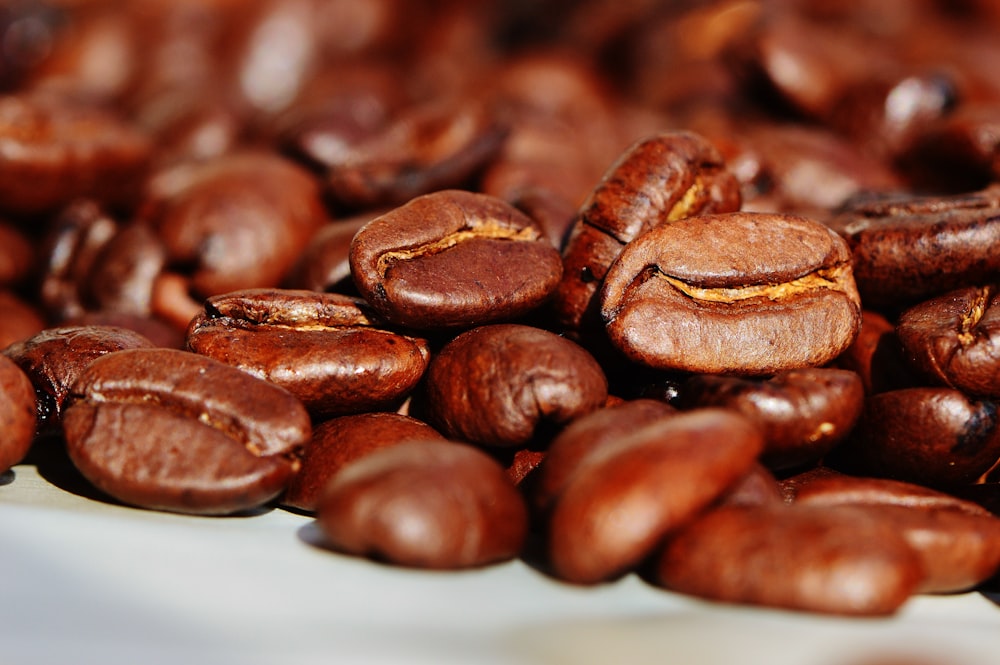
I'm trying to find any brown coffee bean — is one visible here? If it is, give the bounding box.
[678,368,865,471]
[828,185,1000,307]
[140,150,328,299]
[422,324,607,448]
[316,439,528,569]
[554,131,741,332]
[0,291,45,351]
[834,309,920,395]
[600,212,862,375]
[546,408,764,585]
[63,348,311,515]
[282,212,382,294]
[719,462,784,507]
[186,289,430,419]
[834,387,1000,488]
[350,190,563,330]
[653,503,924,616]
[0,354,36,472]
[896,284,1000,397]
[0,221,34,287]
[283,412,444,513]
[0,91,151,215]
[4,325,156,433]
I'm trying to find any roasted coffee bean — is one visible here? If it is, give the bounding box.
[719,463,784,507]
[0,221,34,286]
[140,150,328,299]
[531,398,678,516]
[350,190,563,330]
[283,412,444,513]
[834,309,920,395]
[0,91,151,215]
[283,212,380,294]
[63,348,311,515]
[653,503,924,616]
[422,324,607,448]
[896,284,1000,397]
[316,439,528,569]
[833,387,1000,488]
[601,212,862,375]
[82,222,167,318]
[546,408,763,585]
[4,325,156,433]
[0,291,45,350]
[0,354,36,473]
[678,368,864,471]
[828,185,1000,307]
[554,131,741,332]
[186,289,430,419]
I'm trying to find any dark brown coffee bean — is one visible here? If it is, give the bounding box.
[678,368,865,471]
[833,309,920,395]
[0,91,151,215]
[653,503,923,616]
[422,324,607,448]
[283,412,444,513]
[186,289,430,419]
[316,439,528,569]
[531,398,678,516]
[554,131,741,332]
[546,408,763,585]
[63,348,311,515]
[0,354,36,472]
[4,325,156,433]
[601,212,862,375]
[827,185,1000,307]
[350,190,563,330]
[82,222,167,318]
[283,212,381,294]
[140,150,328,299]
[896,284,1000,397]
[834,387,1000,488]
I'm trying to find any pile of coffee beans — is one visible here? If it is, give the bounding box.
[4,0,1000,617]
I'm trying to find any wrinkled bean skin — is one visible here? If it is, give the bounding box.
[283,412,444,513]
[63,348,312,515]
[678,368,865,471]
[3,325,156,433]
[316,439,528,569]
[186,289,430,419]
[600,212,862,375]
[654,504,924,616]
[896,284,1000,397]
[422,324,608,448]
[833,387,1000,488]
[0,354,36,472]
[350,190,563,330]
[554,131,742,333]
[546,408,764,585]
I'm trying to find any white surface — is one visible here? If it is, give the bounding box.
[2,462,999,665]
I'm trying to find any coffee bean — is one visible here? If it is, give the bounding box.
[350,190,563,330]
[600,212,862,374]
[316,439,528,569]
[0,354,36,472]
[62,348,311,515]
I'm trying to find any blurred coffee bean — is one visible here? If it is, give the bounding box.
[0,353,36,472]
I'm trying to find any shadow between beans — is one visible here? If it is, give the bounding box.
[0,468,14,486]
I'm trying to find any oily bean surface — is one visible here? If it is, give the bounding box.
[316,439,528,569]
[0,354,36,472]
[422,324,608,448]
[600,212,861,375]
[63,348,312,515]
[349,190,563,330]
[186,289,430,418]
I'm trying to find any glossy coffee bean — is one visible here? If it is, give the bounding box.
[422,324,607,448]
[654,503,923,616]
[678,368,865,471]
[186,289,430,419]
[283,412,444,513]
[316,439,528,569]
[554,131,741,332]
[283,212,380,294]
[63,348,311,515]
[350,190,563,330]
[896,284,1000,397]
[828,185,1000,307]
[3,325,156,433]
[0,354,36,472]
[546,408,764,585]
[600,212,862,375]
[835,387,1000,488]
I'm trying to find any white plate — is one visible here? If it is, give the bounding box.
[2,461,998,665]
